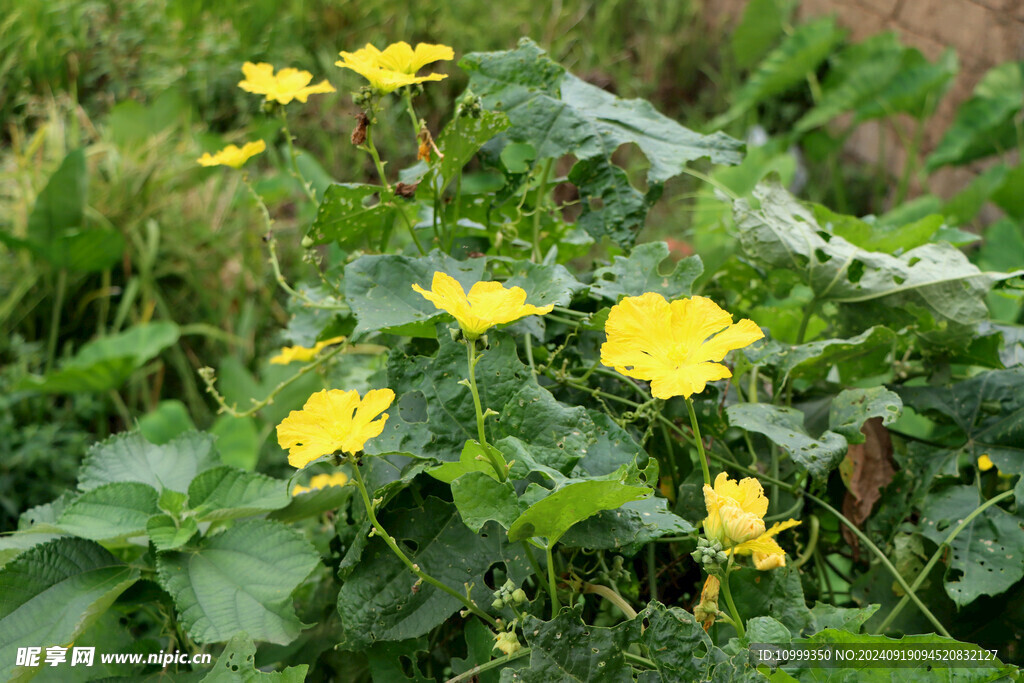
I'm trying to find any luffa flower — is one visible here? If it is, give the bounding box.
[412,271,553,340]
[600,293,763,400]
[196,140,266,168]
[336,41,453,93]
[238,62,336,104]
[292,472,348,496]
[270,336,346,365]
[703,473,800,569]
[277,388,394,469]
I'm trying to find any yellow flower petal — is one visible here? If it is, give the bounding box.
[731,519,803,570]
[702,473,773,547]
[600,293,763,400]
[277,388,394,469]
[196,140,266,169]
[336,41,453,94]
[238,61,335,104]
[978,454,995,472]
[412,272,553,339]
[292,471,348,496]
[269,336,346,365]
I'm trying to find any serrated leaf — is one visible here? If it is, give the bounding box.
[307,183,393,247]
[589,242,703,302]
[57,482,159,541]
[828,387,902,444]
[569,156,662,246]
[336,497,524,650]
[78,431,220,493]
[344,250,487,337]
[365,638,433,683]
[920,485,1024,607]
[157,519,319,644]
[727,403,847,479]
[200,635,308,682]
[146,514,198,551]
[186,467,290,521]
[438,111,511,187]
[0,538,139,682]
[507,477,652,543]
[451,472,520,532]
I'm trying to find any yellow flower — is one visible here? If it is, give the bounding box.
[277,388,395,469]
[492,630,522,656]
[270,336,346,365]
[292,472,349,496]
[978,454,995,472]
[600,293,763,400]
[196,140,266,169]
[731,519,803,570]
[336,42,453,94]
[693,575,720,631]
[238,62,336,104]
[703,472,768,547]
[412,271,554,340]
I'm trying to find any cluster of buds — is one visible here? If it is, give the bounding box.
[491,578,528,610]
[457,92,483,118]
[493,628,522,656]
[690,537,728,570]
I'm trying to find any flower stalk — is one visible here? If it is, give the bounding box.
[466,338,507,481]
[685,397,712,487]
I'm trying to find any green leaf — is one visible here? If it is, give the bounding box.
[589,242,703,302]
[186,467,291,521]
[336,497,522,650]
[927,61,1024,171]
[852,48,958,123]
[569,156,662,247]
[734,182,1023,328]
[157,519,319,644]
[497,258,584,308]
[808,602,879,633]
[428,440,504,484]
[732,0,793,69]
[365,639,433,683]
[438,111,511,187]
[639,601,717,681]
[506,476,652,543]
[451,472,520,532]
[139,399,196,445]
[307,183,393,248]
[344,250,486,337]
[210,415,260,471]
[503,605,639,682]
[57,482,159,541]
[78,431,220,493]
[200,635,308,682]
[920,485,1024,607]
[728,566,813,635]
[745,326,897,385]
[718,17,845,125]
[0,538,139,682]
[991,165,1024,220]
[267,484,349,524]
[18,322,180,394]
[828,387,902,444]
[559,497,695,555]
[726,403,847,479]
[146,514,198,551]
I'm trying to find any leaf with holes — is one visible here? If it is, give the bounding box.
[559,497,695,555]
[78,431,220,493]
[727,403,847,479]
[438,111,510,188]
[451,472,520,532]
[744,326,896,385]
[828,387,902,444]
[919,485,1024,607]
[157,519,319,644]
[201,634,308,682]
[589,242,703,302]
[307,183,393,248]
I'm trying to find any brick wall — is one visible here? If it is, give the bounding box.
[708,0,1024,200]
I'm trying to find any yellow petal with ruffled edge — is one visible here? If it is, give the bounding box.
[336,42,453,94]
[412,272,553,340]
[238,62,335,104]
[197,140,266,169]
[292,472,349,496]
[277,388,394,469]
[270,336,346,365]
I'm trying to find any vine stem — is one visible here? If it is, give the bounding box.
[531,158,553,262]
[279,109,317,204]
[685,397,712,487]
[583,582,638,620]
[466,339,506,481]
[876,488,1015,633]
[445,649,531,682]
[348,456,499,628]
[720,561,745,639]
[546,542,560,617]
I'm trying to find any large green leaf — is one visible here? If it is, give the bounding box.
[56,482,159,541]
[927,61,1024,171]
[744,326,896,385]
[17,322,180,394]
[727,403,847,479]
[0,538,139,682]
[78,431,220,493]
[156,519,319,644]
[589,242,703,302]
[343,250,486,337]
[639,601,718,681]
[559,497,695,555]
[200,635,308,682]
[336,497,520,650]
[307,183,393,248]
[731,0,793,69]
[919,485,1024,607]
[852,48,957,123]
[734,182,1022,328]
[728,566,813,635]
[186,466,290,521]
[828,387,902,444]
[438,110,511,187]
[496,258,584,308]
[451,472,520,532]
[501,606,639,682]
[507,475,653,543]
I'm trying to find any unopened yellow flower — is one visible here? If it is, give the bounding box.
[978,454,995,472]
[412,271,554,340]
[292,472,349,496]
[703,472,768,547]
[693,575,720,631]
[270,336,346,365]
[238,62,336,104]
[197,140,266,169]
[277,388,394,469]
[492,630,522,656]
[336,42,453,93]
[601,293,763,400]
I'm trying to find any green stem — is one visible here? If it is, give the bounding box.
[792,515,819,569]
[466,340,506,481]
[531,159,553,262]
[720,566,745,639]
[646,543,658,603]
[582,582,638,620]
[280,109,317,204]
[795,297,817,345]
[445,649,531,683]
[546,542,561,617]
[622,652,656,669]
[348,457,498,628]
[685,397,712,487]
[45,268,67,373]
[396,204,427,255]
[403,91,421,139]
[361,123,392,193]
[876,489,1014,633]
